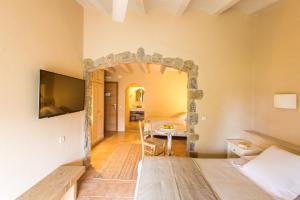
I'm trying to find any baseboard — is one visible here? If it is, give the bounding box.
[63,159,85,166]
[91,137,104,149]
[194,153,227,159]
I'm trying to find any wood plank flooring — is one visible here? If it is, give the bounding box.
[77,131,187,200]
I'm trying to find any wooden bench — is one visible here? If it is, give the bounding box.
[17,166,85,200]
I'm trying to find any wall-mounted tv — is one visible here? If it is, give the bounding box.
[38,70,85,118]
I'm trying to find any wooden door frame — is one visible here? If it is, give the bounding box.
[90,70,104,149]
[104,81,118,132]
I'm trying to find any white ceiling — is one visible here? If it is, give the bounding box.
[234,0,281,14]
[77,0,281,22]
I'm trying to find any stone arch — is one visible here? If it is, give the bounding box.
[82,48,203,165]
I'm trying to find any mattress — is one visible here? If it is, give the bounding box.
[146,117,187,137]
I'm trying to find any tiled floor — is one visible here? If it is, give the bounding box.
[77,131,187,200]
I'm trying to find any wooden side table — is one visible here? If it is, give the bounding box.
[226,139,263,158]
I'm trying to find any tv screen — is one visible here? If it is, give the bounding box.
[39,70,85,118]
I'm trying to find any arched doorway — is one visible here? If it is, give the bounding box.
[125,83,145,131]
[82,48,203,165]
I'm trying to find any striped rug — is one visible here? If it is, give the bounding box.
[97,144,142,180]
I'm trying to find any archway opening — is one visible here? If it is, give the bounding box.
[125,83,145,131]
[83,48,203,165]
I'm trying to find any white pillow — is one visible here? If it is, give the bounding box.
[241,146,300,200]
[171,112,186,120]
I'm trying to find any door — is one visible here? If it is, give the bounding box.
[104,82,118,132]
[91,70,104,147]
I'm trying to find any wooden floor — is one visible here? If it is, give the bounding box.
[77,131,187,200]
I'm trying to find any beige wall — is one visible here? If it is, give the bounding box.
[0,0,83,199]
[2,0,298,198]
[107,65,187,131]
[84,7,254,154]
[1,1,298,198]
[251,0,300,145]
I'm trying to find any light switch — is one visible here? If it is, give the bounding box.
[201,116,207,121]
[59,136,66,144]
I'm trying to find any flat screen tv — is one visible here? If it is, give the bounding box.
[38,70,85,118]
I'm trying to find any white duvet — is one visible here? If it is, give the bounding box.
[146,117,187,136]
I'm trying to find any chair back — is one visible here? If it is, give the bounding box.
[143,120,153,138]
[139,120,145,159]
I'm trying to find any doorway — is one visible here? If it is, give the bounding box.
[82,48,202,165]
[125,84,145,131]
[104,82,118,132]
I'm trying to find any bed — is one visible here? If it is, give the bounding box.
[135,157,274,200]
[146,113,187,138]
[135,131,300,200]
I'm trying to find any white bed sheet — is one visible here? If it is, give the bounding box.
[193,159,276,200]
[147,117,187,137]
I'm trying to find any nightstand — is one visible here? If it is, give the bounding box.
[226,139,263,158]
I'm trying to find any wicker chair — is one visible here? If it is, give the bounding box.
[139,120,165,158]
